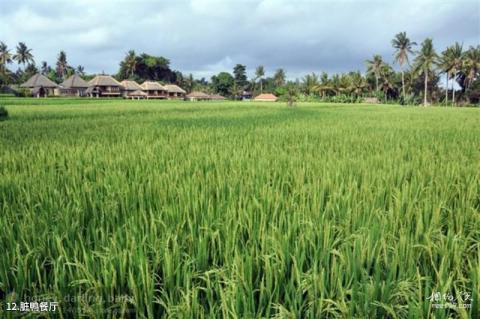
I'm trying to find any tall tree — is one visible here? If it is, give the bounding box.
[56,51,69,80]
[13,42,34,70]
[413,38,439,106]
[40,61,51,75]
[273,68,286,88]
[211,72,234,97]
[0,42,12,71]
[392,32,416,100]
[366,55,385,92]
[233,64,247,92]
[440,43,463,105]
[255,65,265,93]
[463,46,480,90]
[124,50,137,79]
[76,65,85,76]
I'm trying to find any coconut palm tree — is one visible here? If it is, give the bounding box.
[413,38,438,106]
[273,68,286,88]
[76,65,85,76]
[13,42,34,70]
[442,43,463,105]
[366,55,385,92]
[0,42,12,71]
[463,46,480,90]
[392,32,416,100]
[302,73,320,95]
[124,50,137,79]
[255,65,265,93]
[56,51,69,80]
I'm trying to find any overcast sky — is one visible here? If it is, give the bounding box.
[1,0,479,79]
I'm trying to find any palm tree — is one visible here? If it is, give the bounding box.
[347,71,367,98]
[413,38,438,106]
[392,32,416,100]
[366,55,385,92]
[255,65,265,93]
[441,43,463,105]
[40,61,50,75]
[302,73,319,95]
[0,42,12,69]
[463,46,480,90]
[124,50,137,78]
[273,68,286,87]
[56,51,69,79]
[13,42,34,70]
[76,65,85,76]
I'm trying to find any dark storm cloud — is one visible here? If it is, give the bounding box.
[1,0,478,79]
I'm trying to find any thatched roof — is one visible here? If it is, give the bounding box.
[141,81,166,91]
[89,75,122,87]
[61,74,89,88]
[254,93,278,101]
[186,91,210,99]
[128,90,148,97]
[121,80,142,91]
[21,74,58,88]
[209,94,226,100]
[164,84,186,94]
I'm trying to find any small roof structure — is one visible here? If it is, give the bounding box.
[128,90,148,97]
[88,75,122,87]
[121,80,143,91]
[254,93,278,102]
[186,91,210,99]
[141,81,166,91]
[164,84,186,94]
[209,94,226,100]
[21,74,58,88]
[61,74,89,88]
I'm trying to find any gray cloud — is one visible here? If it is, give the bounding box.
[1,0,478,79]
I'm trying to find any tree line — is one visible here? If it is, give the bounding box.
[0,32,479,105]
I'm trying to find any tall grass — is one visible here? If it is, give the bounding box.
[0,99,478,318]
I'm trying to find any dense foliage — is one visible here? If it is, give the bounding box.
[0,99,478,318]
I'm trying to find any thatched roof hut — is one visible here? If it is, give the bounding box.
[88,75,122,87]
[164,84,186,94]
[186,91,211,101]
[141,81,166,91]
[87,75,122,97]
[254,93,278,102]
[120,80,143,92]
[21,74,58,88]
[61,74,89,88]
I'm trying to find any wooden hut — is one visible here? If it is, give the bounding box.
[164,84,186,99]
[186,91,211,101]
[20,74,58,98]
[120,80,143,98]
[254,93,278,102]
[60,74,89,96]
[86,75,122,98]
[127,90,148,100]
[141,81,167,99]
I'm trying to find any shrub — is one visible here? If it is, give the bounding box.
[0,106,9,121]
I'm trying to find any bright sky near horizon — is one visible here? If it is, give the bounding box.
[1,0,479,79]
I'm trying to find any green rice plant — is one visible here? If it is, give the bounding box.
[0,98,478,318]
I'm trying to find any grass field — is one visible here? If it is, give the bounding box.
[0,99,479,318]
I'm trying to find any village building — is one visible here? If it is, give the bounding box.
[20,73,58,98]
[86,75,123,98]
[141,81,167,99]
[164,84,186,99]
[60,74,89,97]
[254,93,278,102]
[186,91,211,101]
[127,90,148,100]
[120,80,143,98]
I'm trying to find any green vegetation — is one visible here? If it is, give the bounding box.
[0,99,478,318]
[0,105,8,120]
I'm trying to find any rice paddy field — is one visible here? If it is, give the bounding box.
[0,98,479,318]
